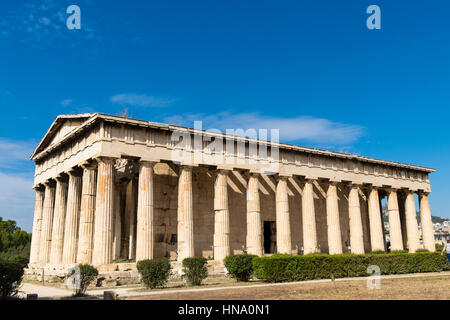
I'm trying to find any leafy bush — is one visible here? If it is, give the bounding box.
[224,254,256,282]
[182,257,208,286]
[72,264,98,296]
[9,255,29,269]
[253,252,448,283]
[435,243,444,252]
[0,259,24,299]
[136,258,171,289]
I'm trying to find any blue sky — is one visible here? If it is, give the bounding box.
[1,0,449,231]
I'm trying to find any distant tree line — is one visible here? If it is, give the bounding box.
[0,217,31,262]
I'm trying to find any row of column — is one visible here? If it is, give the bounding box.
[30,162,436,266]
[29,158,156,265]
[210,174,435,260]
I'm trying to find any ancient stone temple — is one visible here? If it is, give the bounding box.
[26,113,435,283]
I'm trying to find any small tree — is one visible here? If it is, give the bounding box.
[182,257,208,286]
[71,264,98,296]
[224,254,256,282]
[0,259,24,299]
[136,259,171,289]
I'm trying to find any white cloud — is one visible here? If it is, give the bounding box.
[110,93,174,108]
[165,112,364,145]
[60,99,73,107]
[0,172,34,232]
[0,138,36,169]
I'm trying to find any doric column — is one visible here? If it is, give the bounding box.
[136,161,155,261]
[213,170,230,261]
[275,176,291,254]
[368,187,385,252]
[39,180,56,264]
[113,182,122,261]
[302,179,318,254]
[326,181,342,254]
[404,190,420,253]
[246,173,263,256]
[62,170,82,264]
[77,162,97,264]
[29,186,45,264]
[348,184,365,254]
[177,166,194,261]
[49,175,68,264]
[398,192,408,249]
[124,177,137,260]
[387,189,404,251]
[92,157,115,265]
[419,192,435,252]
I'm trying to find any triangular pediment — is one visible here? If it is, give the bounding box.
[31,113,97,160]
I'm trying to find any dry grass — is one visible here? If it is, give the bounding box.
[128,275,450,300]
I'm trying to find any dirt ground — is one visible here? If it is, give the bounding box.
[127,275,450,300]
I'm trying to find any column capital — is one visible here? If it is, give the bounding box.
[417,190,430,196]
[276,174,290,181]
[80,160,98,170]
[43,179,56,187]
[328,178,341,184]
[67,166,83,177]
[94,156,117,165]
[32,184,45,191]
[385,187,399,193]
[179,164,195,170]
[139,160,157,167]
[55,173,69,182]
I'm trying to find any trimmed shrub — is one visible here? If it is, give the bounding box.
[182,257,208,286]
[72,264,98,296]
[0,259,24,299]
[224,254,256,282]
[137,258,171,289]
[253,252,448,283]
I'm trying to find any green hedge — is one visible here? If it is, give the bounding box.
[182,257,208,286]
[253,252,448,283]
[137,258,171,289]
[224,254,257,282]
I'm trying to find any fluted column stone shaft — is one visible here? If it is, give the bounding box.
[113,183,122,261]
[276,177,291,254]
[39,181,56,264]
[368,188,385,252]
[387,190,404,251]
[62,172,82,264]
[136,162,155,261]
[49,177,68,264]
[246,174,263,256]
[29,187,45,264]
[177,166,194,261]
[326,182,342,254]
[124,178,137,260]
[213,170,230,261]
[302,179,318,254]
[404,191,420,253]
[92,158,115,265]
[419,193,435,252]
[348,185,365,254]
[77,164,97,264]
